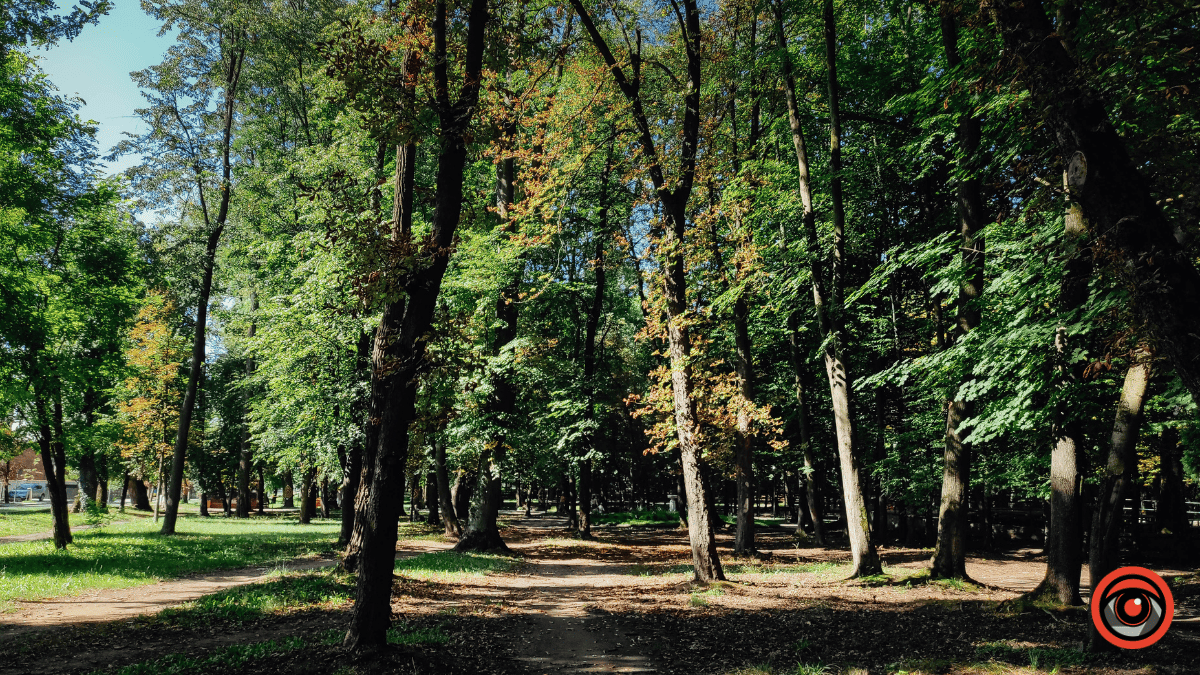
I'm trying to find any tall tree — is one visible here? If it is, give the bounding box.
[571,0,725,582]
[341,0,491,650]
[118,0,252,535]
[930,10,988,581]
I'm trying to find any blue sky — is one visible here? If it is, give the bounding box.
[31,2,175,175]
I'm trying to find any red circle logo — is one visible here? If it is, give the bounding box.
[1090,566,1174,649]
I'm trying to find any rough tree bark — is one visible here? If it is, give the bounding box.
[31,372,71,548]
[343,0,489,650]
[571,0,724,582]
[930,12,988,580]
[162,42,245,536]
[1088,350,1152,651]
[1031,176,1092,604]
[434,439,461,537]
[987,0,1200,408]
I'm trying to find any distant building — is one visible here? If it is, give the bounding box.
[2,447,45,482]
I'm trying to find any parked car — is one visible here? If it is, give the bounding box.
[9,482,48,501]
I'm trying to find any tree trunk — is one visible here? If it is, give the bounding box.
[423,471,438,525]
[320,477,331,519]
[571,0,721,583]
[257,467,265,515]
[282,470,294,508]
[77,452,98,514]
[161,45,245,535]
[344,0,489,649]
[132,477,151,511]
[200,491,209,517]
[299,467,315,524]
[434,440,460,537]
[988,0,1200,408]
[931,13,987,581]
[1156,427,1188,534]
[578,182,609,539]
[1088,352,1152,651]
[453,470,472,524]
[32,380,71,548]
[733,291,756,555]
[1032,177,1092,604]
[809,0,881,577]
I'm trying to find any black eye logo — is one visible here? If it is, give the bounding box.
[1091,566,1174,649]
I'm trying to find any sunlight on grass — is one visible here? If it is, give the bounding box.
[718,514,787,527]
[396,521,448,541]
[154,569,353,626]
[689,586,726,607]
[387,623,450,646]
[0,516,339,607]
[591,509,680,526]
[393,550,517,581]
[0,509,57,537]
[722,663,828,675]
[973,641,1090,671]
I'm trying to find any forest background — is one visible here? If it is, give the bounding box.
[2,0,1199,650]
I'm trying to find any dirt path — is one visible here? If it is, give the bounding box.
[492,559,657,674]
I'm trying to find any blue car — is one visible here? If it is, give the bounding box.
[8,483,48,501]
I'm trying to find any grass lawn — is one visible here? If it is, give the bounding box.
[155,569,354,627]
[0,508,57,537]
[393,550,519,582]
[591,509,680,526]
[0,515,340,609]
[590,509,786,528]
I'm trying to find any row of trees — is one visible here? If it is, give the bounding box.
[3,0,1197,653]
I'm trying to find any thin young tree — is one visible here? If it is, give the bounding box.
[117,0,251,535]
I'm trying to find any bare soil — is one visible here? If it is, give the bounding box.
[0,516,1197,675]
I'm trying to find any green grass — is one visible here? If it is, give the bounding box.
[0,509,57,537]
[393,550,518,581]
[630,560,849,578]
[396,521,450,541]
[591,509,681,526]
[689,586,726,607]
[155,569,353,626]
[718,514,787,527]
[0,516,340,608]
[722,663,827,675]
[974,641,1090,670]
